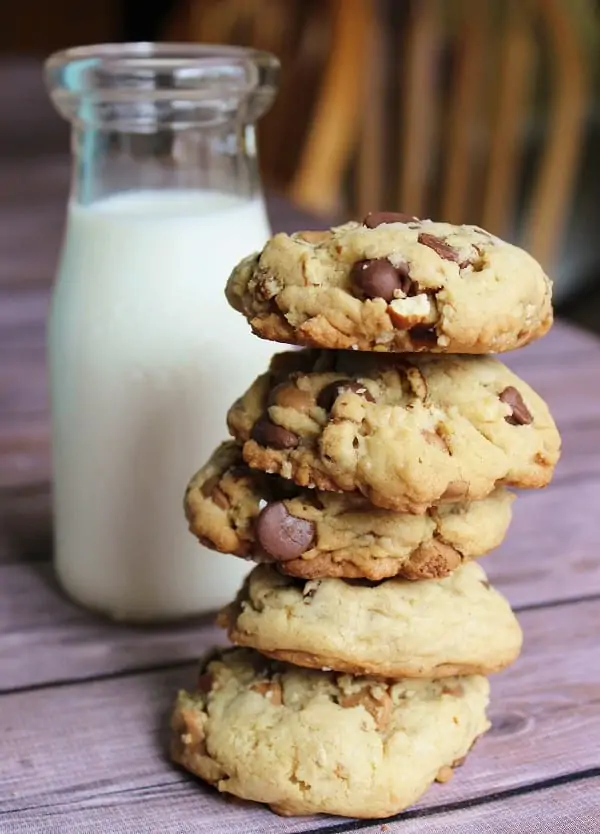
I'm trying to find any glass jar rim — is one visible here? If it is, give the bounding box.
[45,42,280,129]
[45,42,280,74]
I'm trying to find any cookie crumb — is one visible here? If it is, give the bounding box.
[435,765,454,783]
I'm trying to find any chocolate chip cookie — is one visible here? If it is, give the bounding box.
[225,213,553,354]
[220,562,522,678]
[186,442,514,580]
[226,349,560,513]
[171,647,490,818]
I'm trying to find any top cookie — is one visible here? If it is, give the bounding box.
[225,212,553,354]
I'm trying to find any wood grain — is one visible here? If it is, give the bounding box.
[3,775,599,834]
[373,778,600,834]
[1,599,599,829]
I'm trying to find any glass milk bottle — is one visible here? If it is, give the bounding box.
[45,44,279,621]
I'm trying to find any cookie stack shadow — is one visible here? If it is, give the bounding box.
[170,212,561,819]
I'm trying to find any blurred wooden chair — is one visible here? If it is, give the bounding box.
[166,0,589,269]
[165,0,371,214]
[356,0,589,269]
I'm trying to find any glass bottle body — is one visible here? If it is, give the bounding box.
[46,44,279,620]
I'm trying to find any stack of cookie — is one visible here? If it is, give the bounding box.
[171,213,561,819]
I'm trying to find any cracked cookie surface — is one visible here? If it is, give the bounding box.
[186,442,514,580]
[220,562,522,678]
[170,647,490,818]
[225,214,553,354]
[226,349,561,513]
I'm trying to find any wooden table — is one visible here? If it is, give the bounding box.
[1,157,600,833]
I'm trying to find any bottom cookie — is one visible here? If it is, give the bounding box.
[170,647,490,819]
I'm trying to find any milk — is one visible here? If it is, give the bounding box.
[50,190,274,620]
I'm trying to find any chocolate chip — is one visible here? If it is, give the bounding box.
[418,232,460,262]
[410,324,438,345]
[255,501,316,561]
[317,379,374,410]
[269,474,302,500]
[229,465,252,480]
[196,672,213,694]
[350,258,411,302]
[344,577,384,588]
[201,474,221,498]
[363,211,419,228]
[251,416,299,449]
[499,387,533,426]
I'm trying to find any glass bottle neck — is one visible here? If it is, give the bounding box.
[70,122,263,206]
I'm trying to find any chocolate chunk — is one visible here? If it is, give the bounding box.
[255,501,316,561]
[350,258,411,302]
[344,577,385,588]
[363,211,419,228]
[251,416,299,449]
[228,465,252,480]
[418,232,460,262]
[410,324,438,345]
[201,474,221,498]
[499,387,533,426]
[317,378,374,410]
[269,474,302,500]
[196,672,213,694]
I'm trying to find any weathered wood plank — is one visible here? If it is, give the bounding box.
[490,475,600,606]
[2,776,598,834]
[0,562,225,692]
[372,777,600,834]
[1,471,600,691]
[0,600,598,829]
